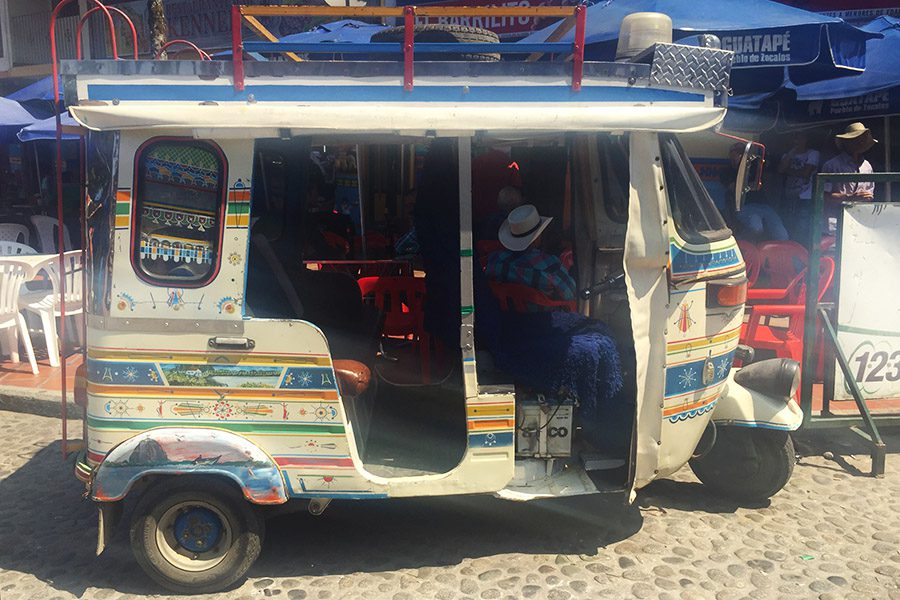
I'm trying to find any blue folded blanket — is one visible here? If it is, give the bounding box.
[491,310,623,420]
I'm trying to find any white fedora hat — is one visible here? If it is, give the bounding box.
[498,204,552,252]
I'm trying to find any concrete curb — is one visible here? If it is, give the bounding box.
[0,384,83,419]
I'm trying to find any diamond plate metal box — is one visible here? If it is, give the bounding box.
[649,43,733,93]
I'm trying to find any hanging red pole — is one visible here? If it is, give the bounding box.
[403,6,415,91]
[51,0,118,459]
[76,5,137,59]
[572,4,586,92]
[232,5,245,91]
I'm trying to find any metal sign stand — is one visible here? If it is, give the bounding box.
[802,172,900,476]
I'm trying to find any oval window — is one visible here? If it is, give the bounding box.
[132,139,227,287]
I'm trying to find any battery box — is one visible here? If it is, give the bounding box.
[515,393,575,458]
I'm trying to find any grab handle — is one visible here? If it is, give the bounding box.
[208,336,256,350]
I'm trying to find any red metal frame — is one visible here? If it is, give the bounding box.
[76,5,138,60]
[129,137,229,290]
[229,4,589,93]
[572,5,586,92]
[156,39,212,61]
[404,6,415,91]
[232,5,245,92]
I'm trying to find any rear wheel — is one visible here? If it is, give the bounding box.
[130,476,264,594]
[689,426,795,502]
[370,25,500,62]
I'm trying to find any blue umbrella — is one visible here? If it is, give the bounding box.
[784,17,900,124]
[17,113,81,142]
[0,96,37,142]
[519,0,878,99]
[793,17,900,101]
[7,76,59,102]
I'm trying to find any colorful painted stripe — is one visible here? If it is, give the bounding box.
[87,416,345,435]
[669,242,742,278]
[274,456,354,468]
[667,400,717,423]
[87,384,339,402]
[88,348,331,367]
[664,350,734,400]
[468,431,514,448]
[115,189,131,228]
[666,326,742,356]
[226,190,251,227]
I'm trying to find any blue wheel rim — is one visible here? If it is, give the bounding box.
[173,506,224,553]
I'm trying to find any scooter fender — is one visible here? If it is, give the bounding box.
[91,428,288,505]
[712,367,803,431]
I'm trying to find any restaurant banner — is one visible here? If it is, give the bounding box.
[398,0,577,40]
[778,1,900,24]
[833,202,900,401]
[787,87,900,124]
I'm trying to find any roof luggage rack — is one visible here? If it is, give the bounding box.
[230,4,587,92]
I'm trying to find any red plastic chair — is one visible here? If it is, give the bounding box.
[353,232,392,258]
[357,276,433,382]
[740,256,835,373]
[322,231,350,258]
[476,240,504,269]
[489,281,576,313]
[736,240,760,288]
[757,240,808,289]
[819,235,836,252]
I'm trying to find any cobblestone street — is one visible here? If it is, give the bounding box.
[0,409,898,600]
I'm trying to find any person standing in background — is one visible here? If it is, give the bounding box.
[778,131,820,245]
[821,122,877,234]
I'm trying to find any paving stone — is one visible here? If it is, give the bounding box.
[0,410,897,600]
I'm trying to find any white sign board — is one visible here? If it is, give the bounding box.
[834,202,900,401]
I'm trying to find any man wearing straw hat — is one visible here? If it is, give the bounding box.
[822,122,877,199]
[821,122,877,232]
[485,204,576,302]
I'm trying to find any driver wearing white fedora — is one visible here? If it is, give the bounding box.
[485,204,576,303]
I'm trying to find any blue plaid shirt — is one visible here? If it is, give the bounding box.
[485,248,577,301]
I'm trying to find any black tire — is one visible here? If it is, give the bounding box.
[129,476,264,594]
[689,427,795,502]
[370,24,500,62]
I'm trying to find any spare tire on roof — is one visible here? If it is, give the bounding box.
[370,24,500,62]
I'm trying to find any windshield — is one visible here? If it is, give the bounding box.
[660,134,730,244]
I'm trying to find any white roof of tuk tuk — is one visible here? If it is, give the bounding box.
[64,64,727,135]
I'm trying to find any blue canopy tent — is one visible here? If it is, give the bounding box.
[213,20,389,60]
[17,113,81,143]
[787,17,900,122]
[278,19,388,45]
[0,96,37,141]
[518,0,879,103]
[7,76,57,102]
[784,17,900,199]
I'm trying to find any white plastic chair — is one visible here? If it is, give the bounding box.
[0,241,37,256]
[30,215,72,253]
[0,260,39,374]
[19,251,83,367]
[0,223,30,245]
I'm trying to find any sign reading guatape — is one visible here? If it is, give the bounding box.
[719,31,792,65]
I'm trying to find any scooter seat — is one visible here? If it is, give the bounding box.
[333,359,371,398]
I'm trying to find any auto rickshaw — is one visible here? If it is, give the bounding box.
[56,4,803,593]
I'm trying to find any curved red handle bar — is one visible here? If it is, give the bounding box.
[77,5,138,60]
[156,39,212,60]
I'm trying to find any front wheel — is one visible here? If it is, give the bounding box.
[130,476,265,594]
[689,426,795,502]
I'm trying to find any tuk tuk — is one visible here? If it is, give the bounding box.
[58,4,803,593]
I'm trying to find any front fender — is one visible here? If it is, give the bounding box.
[712,368,803,431]
[91,428,288,505]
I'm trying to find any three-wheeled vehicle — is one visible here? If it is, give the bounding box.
[59,4,803,593]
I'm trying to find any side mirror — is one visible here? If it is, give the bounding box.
[735,142,765,212]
